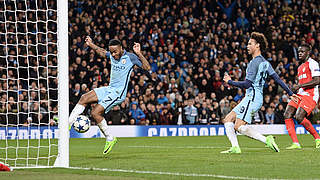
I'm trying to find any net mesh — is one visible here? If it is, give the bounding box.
[0,0,58,167]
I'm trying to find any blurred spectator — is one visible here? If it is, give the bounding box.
[105,105,127,125]
[157,91,169,105]
[275,103,286,124]
[176,101,184,125]
[236,12,250,31]
[233,89,244,102]
[252,110,266,124]
[160,108,172,125]
[183,99,198,125]
[265,107,276,124]
[210,112,220,125]
[219,99,230,119]
[146,104,160,125]
[129,102,145,125]
[199,109,210,125]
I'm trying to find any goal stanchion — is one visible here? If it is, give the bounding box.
[0,0,69,168]
[54,0,69,168]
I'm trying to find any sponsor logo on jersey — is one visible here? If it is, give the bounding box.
[113,65,125,71]
[298,73,307,80]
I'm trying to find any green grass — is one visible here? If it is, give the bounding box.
[1,135,320,179]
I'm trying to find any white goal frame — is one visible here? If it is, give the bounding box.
[53,0,69,168]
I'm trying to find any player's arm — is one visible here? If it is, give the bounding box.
[293,77,320,92]
[293,61,320,91]
[224,73,253,89]
[85,36,107,58]
[267,64,294,96]
[133,42,151,71]
[223,58,259,89]
[269,72,300,103]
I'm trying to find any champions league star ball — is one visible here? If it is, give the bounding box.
[73,115,90,133]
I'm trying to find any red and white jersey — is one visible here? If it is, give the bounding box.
[297,58,320,102]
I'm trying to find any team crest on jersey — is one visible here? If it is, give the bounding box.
[121,59,126,64]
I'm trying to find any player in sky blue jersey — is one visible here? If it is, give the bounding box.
[221,32,299,154]
[69,36,150,155]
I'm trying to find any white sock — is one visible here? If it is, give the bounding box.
[97,119,114,141]
[238,125,266,143]
[224,122,239,147]
[69,104,85,126]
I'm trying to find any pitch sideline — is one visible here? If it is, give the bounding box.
[127,145,316,150]
[69,166,288,180]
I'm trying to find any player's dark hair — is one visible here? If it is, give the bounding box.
[250,32,268,53]
[300,43,312,51]
[109,39,121,46]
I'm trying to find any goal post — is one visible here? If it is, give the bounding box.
[54,0,69,168]
[0,0,69,168]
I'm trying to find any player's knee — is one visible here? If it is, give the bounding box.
[223,112,236,123]
[90,109,98,119]
[234,121,246,132]
[78,94,88,105]
[295,114,304,124]
[234,125,240,132]
[91,108,104,120]
[284,111,293,120]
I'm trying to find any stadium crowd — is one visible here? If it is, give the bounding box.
[1,0,320,126]
[0,0,58,125]
[68,0,320,126]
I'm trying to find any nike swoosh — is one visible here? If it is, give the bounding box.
[104,146,111,153]
[272,144,279,152]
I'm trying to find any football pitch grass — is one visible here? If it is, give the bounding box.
[1,135,320,180]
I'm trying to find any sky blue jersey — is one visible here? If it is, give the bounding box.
[245,55,276,101]
[106,50,142,99]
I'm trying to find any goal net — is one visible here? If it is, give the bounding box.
[0,0,69,168]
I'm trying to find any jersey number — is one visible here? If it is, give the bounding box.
[259,72,267,86]
[102,96,112,103]
[240,106,245,113]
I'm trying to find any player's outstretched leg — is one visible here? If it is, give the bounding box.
[285,119,302,149]
[286,143,302,149]
[266,135,280,152]
[237,125,279,152]
[69,104,85,129]
[236,124,281,152]
[221,114,241,154]
[103,137,118,155]
[220,146,241,154]
[315,139,320,149]
[69,91,98,129]
[97,118,118,155]
[300,118,320,148]
[91,103,117,155]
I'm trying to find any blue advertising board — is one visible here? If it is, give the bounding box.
[1,125,320,139]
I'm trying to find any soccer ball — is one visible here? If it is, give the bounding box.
[73,115,90,133]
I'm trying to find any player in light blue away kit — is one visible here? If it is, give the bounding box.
[221,32,299,153]
[69,36,150,155]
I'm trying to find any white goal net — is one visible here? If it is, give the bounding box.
[0,0,69,168]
